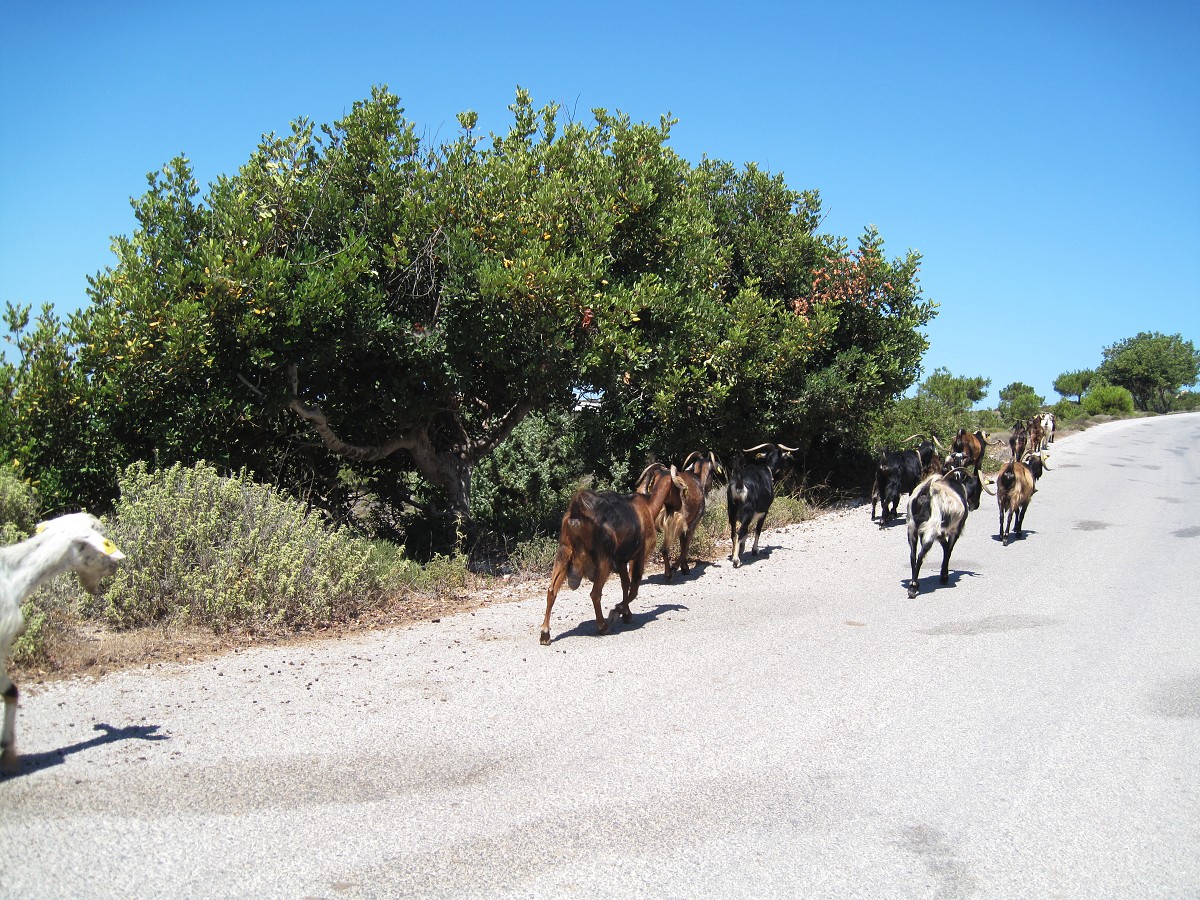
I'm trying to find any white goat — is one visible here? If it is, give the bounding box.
[2,513,125,773]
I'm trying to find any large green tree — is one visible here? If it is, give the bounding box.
[1098,332,1200,412]
[32,86,934,535]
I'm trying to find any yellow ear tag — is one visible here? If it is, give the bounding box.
[35,523,47,534]
[102,539,120,556]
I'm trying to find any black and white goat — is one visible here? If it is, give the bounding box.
[905,468,986,598]
[2,513,125,773]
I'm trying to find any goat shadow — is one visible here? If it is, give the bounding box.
[990,529,1038,544]
[899,569,983,595]
[2,722,169,780]
[552,602,690,643]
[727,545,782,568]
[642,559,717,585]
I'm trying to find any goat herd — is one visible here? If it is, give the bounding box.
[540,412,1058,645]
[0,417,1056,773]
[872,412,1057,599]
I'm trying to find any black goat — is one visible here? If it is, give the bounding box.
[728,442,796,568]
[870,434,943,527]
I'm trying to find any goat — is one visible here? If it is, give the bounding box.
[638,452,723,580]
[950,428,1003,474]
[905,468,987,598]
[995,451,1051,545]
[728,443,796,567]
[1027,416,1046,454]
[2,513,125,773]
[1008,421,1029,462]
[1041,412,1056,446]
[870,434,943,527]
[540,465,687,645]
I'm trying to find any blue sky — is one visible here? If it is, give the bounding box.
[2,0,1197,405]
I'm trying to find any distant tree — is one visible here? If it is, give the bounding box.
[1052,368,1094,404]
[1082,383,1135,416]
[917,367,990,414]
[997,381,1044,423]
[1098,332,1200,412]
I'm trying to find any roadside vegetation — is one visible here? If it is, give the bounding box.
[3,88,1197,678]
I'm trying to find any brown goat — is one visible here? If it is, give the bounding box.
[1008,421,1029,462]
[638,452,723,579]
[995,451,1050,545]
[1027,416,1046,453]
[540,465,687,645]
[950,428,1002,474]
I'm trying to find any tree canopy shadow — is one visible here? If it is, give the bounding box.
[3,723,170,779]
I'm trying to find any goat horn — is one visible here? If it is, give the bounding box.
[681,451,702,470]
[742,443,774,453]
[931,434,945,449]
[900,434,924,445]
[1041,454,1051,470]
[981,476,997,495]
[635,463,663,489]
[777,444,799,452]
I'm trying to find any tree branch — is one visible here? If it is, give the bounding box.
[286,364,418,462]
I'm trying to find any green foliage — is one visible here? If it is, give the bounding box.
[470,409,593,540]
[93,461,383,629]
[1098,331,1200,412]
[1175,390,1200,411]
[1082,383,1135,416]
[3,303,116,513]
[0,462,39,538]
[12,86,934,549]
[917,367,990,413]
[1050,398,1085,423]
[1053,369,1094,403]
[997,382,1044,423]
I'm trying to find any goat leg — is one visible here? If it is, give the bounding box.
[939,534,958,584]
[750,513,767,556]
[1,682,17,774]
[540,561,570,645]
[909,540,928,599]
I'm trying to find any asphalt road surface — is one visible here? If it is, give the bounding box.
[2,414,1198,899]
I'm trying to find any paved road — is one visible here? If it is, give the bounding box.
[2,414,1198,899]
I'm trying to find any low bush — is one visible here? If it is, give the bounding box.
[1083,384,1135,416]
[85,461,385,630]
[0,463,39,544]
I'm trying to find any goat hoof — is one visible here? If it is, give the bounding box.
[539,631,551,646]
[597,620,609,636]
[0,749,18,775]
[907,586,919,599]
